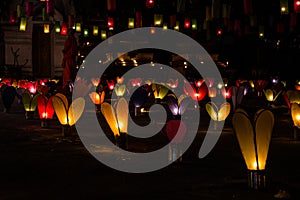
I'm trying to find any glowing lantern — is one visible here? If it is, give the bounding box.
[191,19,197,30]
[217,28,223,35]
[286,90,300,105]
[93,26,98,36]
[146,0,154,8]
[26,81,38,94]
[44,24,50,33]
[263,89,282,103]
[106,80,115,91]
[291,103,300,139]
[108,17,114,30]
[17,80,28,89]
[152,84,169,100]
[84,29,89,37]
[167,94,189,116]
[61,23,67,35]
[22,90,40,119]
[89,91,105,111]
[130,78,142,87]
[128,18,135,29]
[259,26,264,38]
[206,102,231,122]
[184,80,207,102]
[75,23,81,32]
[19,17,27,31]
[101,98,129,148]
[195,79,205,88]
[91,78,100,88]
[101,30,107,40]
[184,17,190,29]
[116,76,124,84]
[114,84,126,97]
[154,14,163,26]
[208,87,217,98]
[9,11,16,24]
[52,93,85,136]
[55,21,61,33]
[174,21,180,31]
[37,95,54,127]
[222,87,232,99]
[280,0,289,14]
[295,0,300,13]
[254,80,268,96]
[163,23,168,30]
[167,79,178,89]
[232,109,274,189]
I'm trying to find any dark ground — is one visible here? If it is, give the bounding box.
[0,96,300,200]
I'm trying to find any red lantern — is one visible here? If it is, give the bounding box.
[217,28,223,35]
[26,81,38,94]
[37,95,55,120]
[61,23,67,35]
[146,0,154,8]
[184,81,207,101]
[222,87,232,99]
[295,0,300,13]
[106,80,115,91]
[9,11,16,24]
[195,79,205,88]
[108,17,114,30]
[184,17,190,29]
[130,78,142,87]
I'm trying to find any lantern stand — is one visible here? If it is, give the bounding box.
[62,125,72,137]
[248,170,266,190]
[118,132,128,150]
[25,111,35,119]
[41,119,48,128]
[293,126,299,140]
[169,143,183,163]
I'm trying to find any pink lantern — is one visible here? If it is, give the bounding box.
[106,80,115,91]
[184,17,190,29]
[130,78,142,87]
[222,87,232,99]
[295,0,300,13]
[26,81,38,94]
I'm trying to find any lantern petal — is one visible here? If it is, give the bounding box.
[178,97,190,115]
[31,93,41,111]
[46,96,55,119]
[116,98,129,133]
[291,103,300,128]
[218,102,231,121]
[101,102,120,136]
[52,96,68,125]
[68,97,85,126]
[37,95,47,118]
[254,109,274,170]
[205,102,218,121]
[22,90,31,111]
[55,93,68,109]
[232,111,257,170]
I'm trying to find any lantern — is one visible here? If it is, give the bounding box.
[184,17,190,29]
[206,102,231,123]
[114,84,127,97]
[75,23,81,32]
[116,76,124,84]
[106,80,115,91]
[146,0,154,8]
[91,78,100,88]
[61,23,68,35]
[84,29,89,37]
[152,84,169,100]
[72,78,92,98]
[280,0,289,14]
[291,103,300,139]
[44,24,50,33]
[295,0,300,13]
[26,81,38,94]
[92,26,98,36]
[167,79,178,89]
[52,93,85,136]
[258,26,264,38]
[217,28,223,35]
[55,21,61,33]
[167,94,189,116]
[37,95,54,127]
[184,80,207,102]
[174,21,180,31]
[19,17,27,32]
[263,89,282,103]
[232,109,274,189]
[101,98,129,149]
[191,19,197,30]
[254,80,268,96]
[9,11,16,24]
[222,87,232,99]
[130,78,142,87]
[286,90,300,104]
[128,18,135,29]
[89,91,105,111]
[101,30,107,40]
[108,17,114,30]
[208,87,217,98]
[22,90,40,119]
[154,14,163,26]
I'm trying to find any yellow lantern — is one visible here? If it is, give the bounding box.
[286,90,300,104]
[232,109,274,189]
[291,103,300,128]
[19,17,27,31]
[191,19,197,30]
[154,14,163,26]
[52,93,85,136]
[75,23,81,32]
[101,30,107,40]
[22,89,40,119]
[55,21,61,33]
[128,18,135,29]
[152,84,169,100]
[174,21,180,31]
[84,29,89,37]
[44,23,50,33]
[114,84,126,97]
[163,23,168,30]
[93,26,98,36]
[205,102,231,122]
[258,26,264,38]
[263,89,282,103]
[280,0,289,14]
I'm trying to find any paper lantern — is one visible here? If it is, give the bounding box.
[146,0,154,8]
[84,29,89,37]
[19,17,27,32]
[206,102,230,121]
[37,95,54,127]
[184,17,190,29]
[263,89,282,103]
[61,23,67,35]
[101,30,107,40]
[26,81,38,94]
[106,80,115,91]
[280,0,289,14]
[128,18,135,29]
[52,93,85,127]
[217,28,222,35]
[152,84,169,100]
[295,0,300,13]
[222,87,232,99]
[92,26,98,36]
[91,78,100,88]
[154,14,163,26]
[286,90,300,104]
[55,21,61,33]
[116,76,124,84]
[44,24,50,33]
[130,78,142,87]
[114,84,126,97]
[191,19,197,30]
[291,103,300,129]
[163,23,168,30]
[108,17,114,30]
[89,91,105,105]
[167,94,189,116]
[136,12,143,28]
[174,21,180,31]
[184,80,207,102]
[208,87,217,98]
[75,23,81,32]
[258,26,264,38]
[22,90,40,119]
[232,109,274,189]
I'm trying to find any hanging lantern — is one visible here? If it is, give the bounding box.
[26,2,33,16]
[44,24,50,33]
[52,93,85,136]
[61,23,67,35]
[93,26,98,36]
[174,21,180,31]
[191,19,197,30]
[146,0,155,8]
[108,17,114,30]
[184,17,190,29]
[295,0,300,13]
[75,23,81,32]
[128,18,135,29]
[232,109,274,189]
[136,12,142,28]
[22,90,40,119]
[107,0,117,11]
[83,28,89,37]
[55,21,61,33]
[280,0,289,14]
[258,26,264,38]
[154,14,163,26]
[19,17,27,32]
[37,95,55,127]
[101,30,107,40]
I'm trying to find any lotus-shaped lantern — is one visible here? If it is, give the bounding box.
[37,94,55,127]
[205,102,231,128]
[184,80,207,102]
[166,94,190,117]
[22,89,40,119]
[152,83,169,101]
[263,89,282,103]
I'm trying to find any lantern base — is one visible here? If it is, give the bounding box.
[25,111,35,119]
[248,170,266,190]
[115,132,128,150]
[169,143,183,163]
[62,125,75,137]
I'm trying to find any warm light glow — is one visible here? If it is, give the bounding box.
[84,29,89,37]
[75,23,81,32]
[128,18,135,29]
[89,91,105,105]
[93,26,98,36]
[19,17,27,31]
[44,24,50,33]
[281,7,286,12]
[291,103,300,128]
[174,21,180,31]
[114,84,126,97]
[163,23,168,30]
[101,30,107,40]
